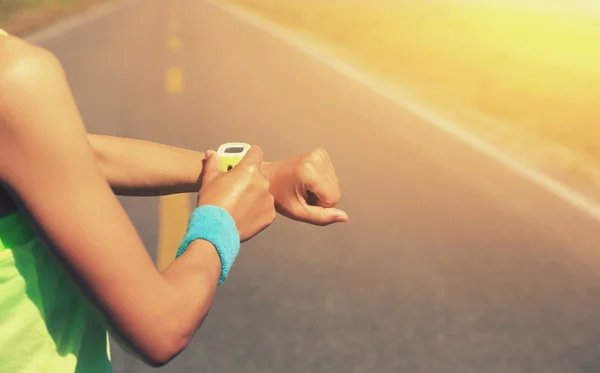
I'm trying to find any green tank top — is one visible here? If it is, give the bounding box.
[0,26,112,373]
[0,211,112,373]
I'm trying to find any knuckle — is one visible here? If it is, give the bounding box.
[246,164,259,175]
[10,45,63,86]
[316,147,329,156]
[306,152,319,164]
[311,148,329,162]
[299,161,316,178]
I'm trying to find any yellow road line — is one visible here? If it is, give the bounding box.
[157,194,192,271]
[157,9,187,271]
[168,36,182,51]
[165,67,183,93]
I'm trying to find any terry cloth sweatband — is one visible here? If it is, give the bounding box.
[175,205,240,285]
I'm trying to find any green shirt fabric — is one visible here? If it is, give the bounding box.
[0,211,112,372]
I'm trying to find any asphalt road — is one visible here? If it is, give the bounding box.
[35,0,600,372]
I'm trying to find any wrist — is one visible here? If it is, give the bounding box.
[166,239,221,281]
[260,161,277,183]
[176,206,241,285]
[184,240,222,281]
[190,152,207,192]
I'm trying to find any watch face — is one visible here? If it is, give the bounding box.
[217,143,251,157]
[224,146,246,154]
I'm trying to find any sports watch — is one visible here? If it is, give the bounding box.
[216,143,251,172]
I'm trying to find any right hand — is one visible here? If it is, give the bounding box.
[197,146,276,242]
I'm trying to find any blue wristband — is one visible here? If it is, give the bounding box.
[175,205,240,285]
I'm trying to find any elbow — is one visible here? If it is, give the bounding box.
[118,318,194,368]
[110,278,213,367]
[141,328,193,368]
[144,352,177,368]
[141,343,181,368]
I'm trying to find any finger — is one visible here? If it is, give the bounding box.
[302,157,341,208]
[305,180,341,208]
[238,145,264,168]
[298,205,348,226]
[201,150,222,185]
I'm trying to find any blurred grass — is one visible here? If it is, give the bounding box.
[229,0,600,183]
[0,0,109,35]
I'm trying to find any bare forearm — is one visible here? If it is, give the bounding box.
[89,134,275,197]
[104,239,221,366]
[89,134,205,196]
[158,239,221,361]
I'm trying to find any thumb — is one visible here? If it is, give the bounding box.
[201,150,222,185]
[238,145,264,168]
[302,205,348,226]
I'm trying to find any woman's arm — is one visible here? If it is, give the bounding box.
[88,134,278,197]
[0,37,222,367]
[90,135,349,226]
[88,134,208,196]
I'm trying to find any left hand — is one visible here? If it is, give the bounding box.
[261,148,348,226]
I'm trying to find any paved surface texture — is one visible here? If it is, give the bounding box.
[36,0,600,372]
